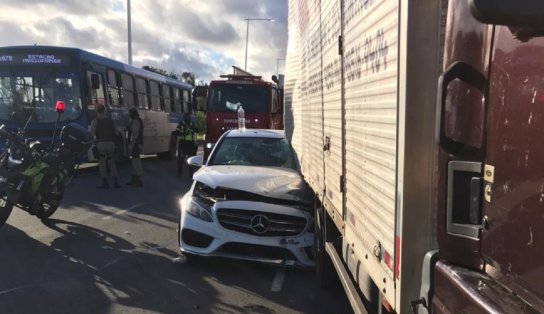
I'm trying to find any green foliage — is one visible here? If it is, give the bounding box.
[142,66,179,80]
[181,72,196,87]
[195,110,206,141]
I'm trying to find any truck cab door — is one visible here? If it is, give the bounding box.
[479,25,544,307]
[436,0,493,270]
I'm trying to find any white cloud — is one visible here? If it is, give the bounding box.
[0,0,288,82]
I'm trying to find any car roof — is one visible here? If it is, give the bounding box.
[225,129,285,139]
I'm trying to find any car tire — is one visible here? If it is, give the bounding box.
[314,198,337,288]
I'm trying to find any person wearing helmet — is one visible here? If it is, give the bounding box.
[90,104,120,189]
[126,107,144,187]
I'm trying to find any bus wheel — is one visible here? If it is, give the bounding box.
[158,137,176,160]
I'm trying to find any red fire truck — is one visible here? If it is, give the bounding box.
[203,67,283,157]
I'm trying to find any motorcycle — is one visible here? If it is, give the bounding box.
[0,101,92,228]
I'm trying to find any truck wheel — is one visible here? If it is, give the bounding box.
[0,195,13,228]
[315,199,337,288]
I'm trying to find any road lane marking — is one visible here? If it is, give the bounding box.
[102,202,145,220]
[270,268,286,292]
[0,284,33,296]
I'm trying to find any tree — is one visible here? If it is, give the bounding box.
[142,66,178,80]
[180,72,196,87]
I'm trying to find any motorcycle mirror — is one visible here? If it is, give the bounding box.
[55,101,65,114]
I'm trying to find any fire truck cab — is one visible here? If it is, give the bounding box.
[203,67,283,158]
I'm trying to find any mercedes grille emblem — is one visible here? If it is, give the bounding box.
[250,214,270,234]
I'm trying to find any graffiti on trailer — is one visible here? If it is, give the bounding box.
[344,0,380,28]
[344,28,388,83]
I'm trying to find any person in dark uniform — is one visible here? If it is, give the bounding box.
[175,112,197,178]
[126,108,144,187]
[90,105,120,188]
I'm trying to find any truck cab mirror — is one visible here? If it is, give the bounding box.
[470,0,544,30]
[90,74,100,90]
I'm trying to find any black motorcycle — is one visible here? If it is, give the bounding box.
[0,104,92,228]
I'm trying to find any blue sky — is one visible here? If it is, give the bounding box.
[0,0,288,83]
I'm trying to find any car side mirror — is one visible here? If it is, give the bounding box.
[187,155,203,168]
[470,0,544,30]
[90,74,100,90]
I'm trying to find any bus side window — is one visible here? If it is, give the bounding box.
[107,70,121,107]
[136,77,148,110]
[173,88,182,112]
[87,71,106,108]
[162,84,172,113]
[149,80,161,111]
[121,73,135,108]
[271,87,279,113]
[183,89,190,113]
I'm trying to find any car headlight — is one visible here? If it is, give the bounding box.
[186,198,213,222]
[182,182,216,222]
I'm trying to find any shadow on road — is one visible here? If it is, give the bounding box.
[0,220,247,314]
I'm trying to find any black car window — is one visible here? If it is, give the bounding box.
[209,137,297,170]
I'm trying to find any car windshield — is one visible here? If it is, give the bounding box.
[0,70,82,123]
[209,137,298,170]
[207,84,269,113]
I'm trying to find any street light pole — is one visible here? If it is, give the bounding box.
[244,17,274,71]
[276,58,285,76]
[127,0,132,65]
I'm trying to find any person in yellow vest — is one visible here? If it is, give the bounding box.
[90,105,121,189]
[175,112,197,178]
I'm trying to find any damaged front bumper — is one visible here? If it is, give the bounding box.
[178,195,315,267]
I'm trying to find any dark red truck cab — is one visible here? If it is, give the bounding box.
[427,1,544,313]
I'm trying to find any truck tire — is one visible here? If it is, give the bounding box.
[0,195,13,228]
[314,199,337,288]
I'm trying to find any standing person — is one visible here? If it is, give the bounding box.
[90,104,120,189]
[126,107,144,187]
[175,112,197,178]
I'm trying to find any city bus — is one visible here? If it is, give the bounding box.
[203,66,283,157]
[0,45,193,160]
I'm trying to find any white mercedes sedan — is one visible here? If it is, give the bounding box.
[178,129,314,266]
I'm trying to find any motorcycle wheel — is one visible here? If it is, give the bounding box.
[0,195,13,228]
[36,184,64,220]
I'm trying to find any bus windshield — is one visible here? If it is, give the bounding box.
[207,84,269,113]
[0,70,81,124]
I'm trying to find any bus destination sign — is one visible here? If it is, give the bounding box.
[0,53,71,66]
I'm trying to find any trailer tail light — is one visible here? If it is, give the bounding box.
[384,251,393,271]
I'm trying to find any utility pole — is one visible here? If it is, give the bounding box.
[244,18,274,71]
[127,0,132,65]
[276,58,285,76]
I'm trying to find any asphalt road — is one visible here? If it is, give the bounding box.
[0,157,353,314]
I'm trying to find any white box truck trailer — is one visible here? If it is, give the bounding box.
[284,0,444,312]
[285,0,544,313]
